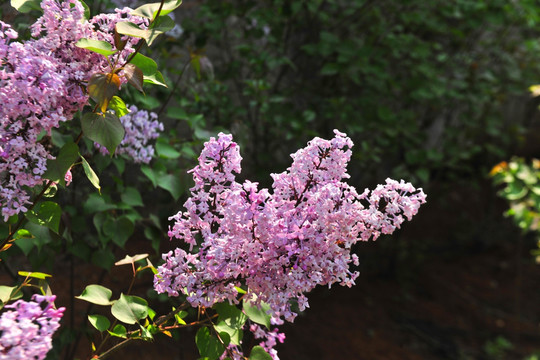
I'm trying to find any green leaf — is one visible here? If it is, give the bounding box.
[111,294,149,324]
[141,165,158,187]
[131,0,182,19]
[214,302,247,329]
[75,284,113,305]
[156,140,181,159]
[0,286,20,304]
[195,327,225,360]
[129,53,158,76]
[139,323,154,339]
[157,174,183,200]
[249,346,273,360]
[121,187,144,207]
[214,321,243,346]
[243,299,271,329]
[84,193,117,213]
[88,314,111,332]
[116,17,173,46]
[174,309,188,325]
[10,0,41,13]
[13,229,34,256]
[82,112,125,155]
[502,182,528,201]
[22,222,52,253]
[144,71,168,87]
[109,96,130,117]
[43,142,80,187]
[108,324,127,338]
[80,156,101,194]
[103,216,134,247]
[75,38,117,56]
[26,201,62,234]
[80,0,91,19]
[18,271,52,279]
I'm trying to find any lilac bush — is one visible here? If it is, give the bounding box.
[0,295,64,359]
[154,130,426,357]
[0,0,147,220]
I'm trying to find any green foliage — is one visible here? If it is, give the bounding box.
[196,326,227,360]
[110,294,149,324]
[242,299,271,330]
[81,112,125,155]
[75,38,117,56]
[76,284,113,306]
[10,0,41,13]
[173,0,540,185]
[249,346,273,360]
[484,336,514,360]
[491,158,540,261]
[43,142,79,187]
[88,314,110,332]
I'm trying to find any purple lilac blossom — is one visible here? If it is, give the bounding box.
[95,105,163,163]
[154,130,426,357]
[0,0,146,220]
[0,295,64,360]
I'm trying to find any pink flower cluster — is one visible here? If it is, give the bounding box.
[0,295,65,360]
[154,130,426,327]
[96,105,163,163]
[0,0,145,220]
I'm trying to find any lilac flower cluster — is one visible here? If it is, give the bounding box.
[154,130,426,345]
[0,0,145,220]
[96,105,163,163]
[0,295,64,359]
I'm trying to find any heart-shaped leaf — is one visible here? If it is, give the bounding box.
[111,294,148,324]
[76,284,113,305]
[82,112,125,155]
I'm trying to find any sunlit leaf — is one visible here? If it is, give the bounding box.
[108,324,127,338]
[88,314,111,332]
[249,346,273,360]
[26,201,62,234]
[109,96,130,117]
[18,271,52,279]
[10,0,41,13]
[243,299,271,329]
[144,71,168,87]
[80,156,101,193]
[131,0,182,20]
[75,284,113,305]
[75,38,117,56]
[111,294,149,324]
[129,53,157,76]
